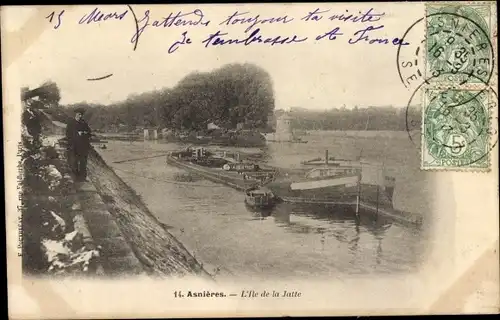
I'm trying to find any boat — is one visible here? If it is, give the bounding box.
[265,150,396,212]
[166,147,277,191]
[264,152,424,226]
[244,186,278,210]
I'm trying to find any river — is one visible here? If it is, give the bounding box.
[95,131,431,281]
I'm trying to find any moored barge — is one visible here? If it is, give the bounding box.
[166,147,276,191]
[264,150,423,226]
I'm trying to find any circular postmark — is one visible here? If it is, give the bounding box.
[397,10,495,89]
[424,89,488,160]
[405,72,498,167]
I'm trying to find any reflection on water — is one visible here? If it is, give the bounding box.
[247,202,395,267]
[98,138,429,279]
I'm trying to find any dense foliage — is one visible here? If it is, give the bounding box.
[62,63,276,133]
[22,81,61,108]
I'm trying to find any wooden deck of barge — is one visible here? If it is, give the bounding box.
[166,155,269,191]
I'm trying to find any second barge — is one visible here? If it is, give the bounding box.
[166,147,276,191]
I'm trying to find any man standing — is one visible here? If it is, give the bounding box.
[65,108,92,182]
[22,101,42,138]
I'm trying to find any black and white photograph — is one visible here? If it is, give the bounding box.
[3,2,498,318]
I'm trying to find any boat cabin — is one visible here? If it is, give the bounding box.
[305,167,361,179]
[192,147,207,159]
[245,186,276,209]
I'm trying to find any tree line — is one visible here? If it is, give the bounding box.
[61,63,276,133]
[285,106,421,131]
[25,66,421,133]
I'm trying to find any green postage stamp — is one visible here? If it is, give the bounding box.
[425,3,494,86]
[422,3,496,170]
[422,88,493,170]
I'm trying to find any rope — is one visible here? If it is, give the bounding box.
[111,153,171,164]
[110,165,229,188]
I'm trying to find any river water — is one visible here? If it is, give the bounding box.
[96,132,432,280]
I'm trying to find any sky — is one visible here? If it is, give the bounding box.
[5,3,426,110]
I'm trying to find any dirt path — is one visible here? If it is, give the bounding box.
[87,148,212,279]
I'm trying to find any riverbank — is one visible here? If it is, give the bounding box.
[28,111,212,279]
[86,148,212,278]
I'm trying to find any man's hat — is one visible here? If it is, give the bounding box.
[74,108,86,114]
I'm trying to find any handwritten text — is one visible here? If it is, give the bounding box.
[46,6,411,51]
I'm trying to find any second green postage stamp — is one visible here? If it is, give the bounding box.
[422,88,493,170]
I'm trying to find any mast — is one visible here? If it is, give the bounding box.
[355,171,361,219]
[355,114,370,217]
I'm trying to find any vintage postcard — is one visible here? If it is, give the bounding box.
[2,2,498,318]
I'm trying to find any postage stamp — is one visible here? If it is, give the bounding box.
[421,88,492,170]
[421,2,496,171]
[425,3,494,87]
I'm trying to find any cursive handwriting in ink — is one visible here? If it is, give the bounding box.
[132,9,210,45]
[46,10,65,29]
[349,25,409,45]
[316,27,344,41]
[301,8,330,22]
[127,5,140,50]
[151,9,210,27]
[329,8,385,23]
[79,7,128,24]
[219,11,294,33]
[202,28,307,47]
[168,31,192,54]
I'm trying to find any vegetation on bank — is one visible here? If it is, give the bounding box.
[20,108,101,275]
[30,64,421,136]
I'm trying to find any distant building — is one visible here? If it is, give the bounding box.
[264,112,300,142]
[143,127,159,140]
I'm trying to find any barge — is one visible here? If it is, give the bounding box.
[263,150,423,226]
[166,147,276,192]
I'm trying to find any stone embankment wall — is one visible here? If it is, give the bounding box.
[87,148,212,278]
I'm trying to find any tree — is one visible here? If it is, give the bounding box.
[64,63,276,133]
[22,81,61,108]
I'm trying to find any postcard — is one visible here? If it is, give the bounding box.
[2,2,498,318]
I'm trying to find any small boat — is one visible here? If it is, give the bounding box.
[244,186,277,210]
